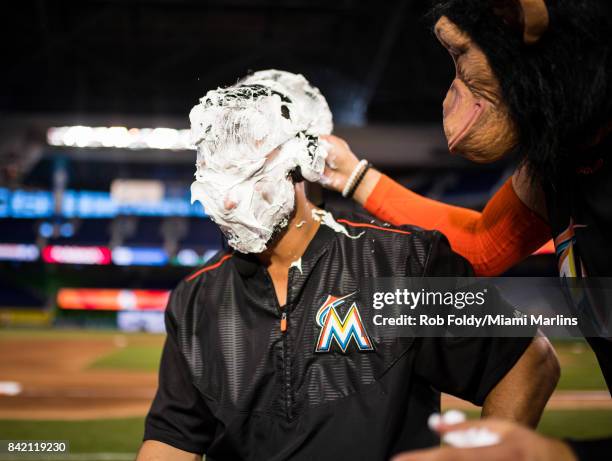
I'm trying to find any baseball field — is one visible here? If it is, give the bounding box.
[0,329,610,461]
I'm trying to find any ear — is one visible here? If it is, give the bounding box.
[493,0,549,45]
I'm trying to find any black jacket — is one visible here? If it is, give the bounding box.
[144,213,533,460]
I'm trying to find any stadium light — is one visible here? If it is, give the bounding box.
[112,247,169,266]
[0,244,39,262]
[42,245,112,265]
[47,126,194,150]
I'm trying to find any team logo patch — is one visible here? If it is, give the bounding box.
[315,292,374,353]
[554,218,588,278]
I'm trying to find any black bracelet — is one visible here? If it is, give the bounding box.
[347,162,371,199]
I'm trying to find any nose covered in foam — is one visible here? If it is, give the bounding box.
[189,70,333,254]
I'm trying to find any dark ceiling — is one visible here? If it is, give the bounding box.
[1,0,454,125]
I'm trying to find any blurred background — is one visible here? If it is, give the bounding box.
[0,1,608,460]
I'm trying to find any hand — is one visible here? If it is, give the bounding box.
[390,419,577,461]
[318,134,360,192]
[318,134,380,204]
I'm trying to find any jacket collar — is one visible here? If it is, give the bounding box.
[232,222,335,278]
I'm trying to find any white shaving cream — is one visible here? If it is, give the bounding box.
[428,410,501,448]
[190,70,333,253]
[289,257,303,275]
[311,209,364,240]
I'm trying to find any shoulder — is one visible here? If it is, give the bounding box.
[329,210,467,274]
[331,210,441,244]
[166,250,234,320]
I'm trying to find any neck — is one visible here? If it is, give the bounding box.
[257,183,320,268]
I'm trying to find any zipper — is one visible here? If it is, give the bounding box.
[281,308,293,420]
[263,267,294,420]
[282,267,295,420]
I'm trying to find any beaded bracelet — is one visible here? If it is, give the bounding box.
[346,162,371,199]
[342,159,368,198]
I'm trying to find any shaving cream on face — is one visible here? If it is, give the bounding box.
[189,70,333,253]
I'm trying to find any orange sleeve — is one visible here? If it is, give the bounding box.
[364,174,551,276]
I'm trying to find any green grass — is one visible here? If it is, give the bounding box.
[0,411,609,459]
[553,340,608,390]
[89,345,163,371]
[538,410,612,439]
[0,417,145,456]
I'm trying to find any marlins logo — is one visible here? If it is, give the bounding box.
[554,218,588,278]
[315,292,374,353]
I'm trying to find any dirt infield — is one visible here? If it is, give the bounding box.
[0,334,610,420]
[0,334,158,420]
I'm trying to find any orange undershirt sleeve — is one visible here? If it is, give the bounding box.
[364,174,551,276]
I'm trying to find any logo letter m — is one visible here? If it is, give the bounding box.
[315,293,374,353]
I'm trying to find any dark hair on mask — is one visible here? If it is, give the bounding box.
[430,0,612,184]
[289,166,304,183]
